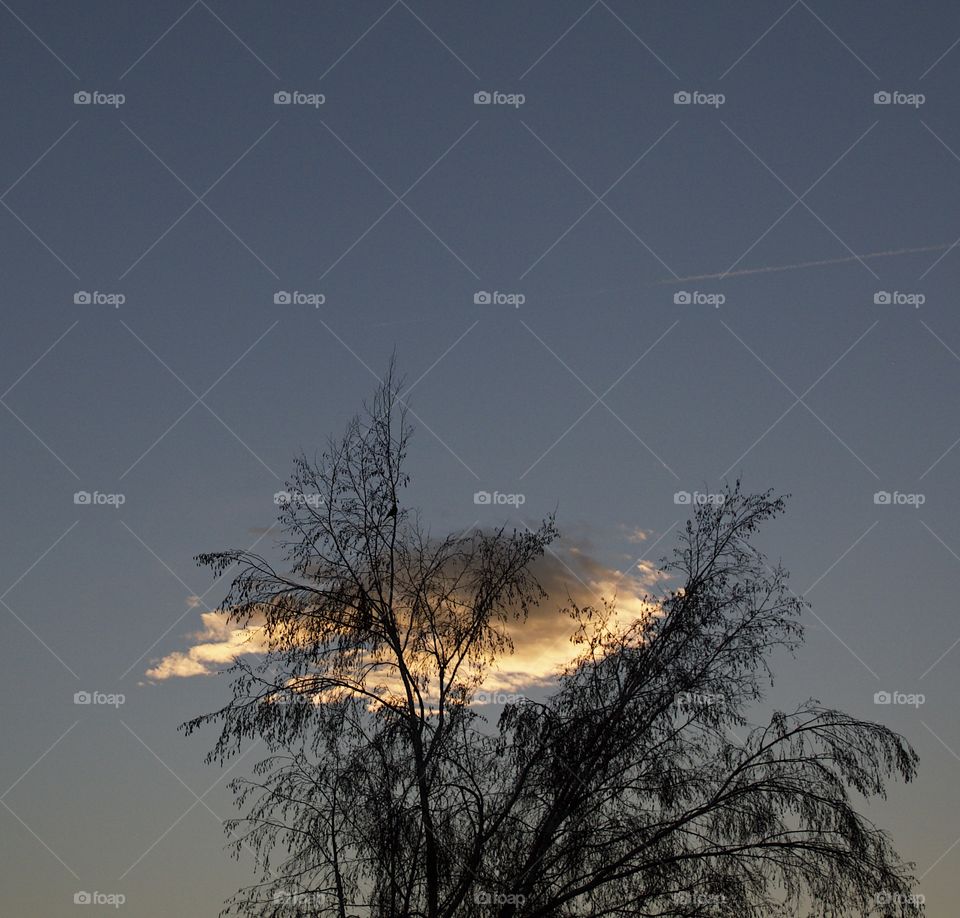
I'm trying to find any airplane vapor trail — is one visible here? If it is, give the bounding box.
[657,243,955,285]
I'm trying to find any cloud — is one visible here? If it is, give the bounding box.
[145,610,268,680]
[146,536,671,694]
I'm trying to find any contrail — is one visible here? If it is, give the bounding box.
[656,243,955,285]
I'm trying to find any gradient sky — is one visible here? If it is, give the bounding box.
[2,1,960,914]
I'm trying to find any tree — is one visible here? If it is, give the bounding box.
[184,362,921,917]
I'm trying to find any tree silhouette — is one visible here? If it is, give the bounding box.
[185,362,921,918]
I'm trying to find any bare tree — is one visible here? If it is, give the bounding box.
[185,363,921,918]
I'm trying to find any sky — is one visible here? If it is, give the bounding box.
[2,1,960,914]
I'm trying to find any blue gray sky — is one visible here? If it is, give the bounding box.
[2,1,960,914]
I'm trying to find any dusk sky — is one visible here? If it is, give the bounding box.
[2,1,960,914]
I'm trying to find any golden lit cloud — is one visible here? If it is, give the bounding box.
[146,538,670,694]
